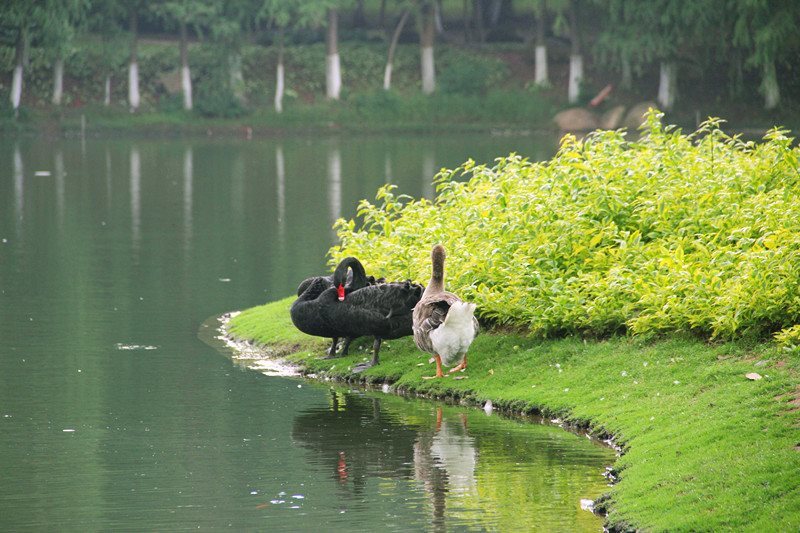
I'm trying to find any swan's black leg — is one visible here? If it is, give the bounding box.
[339,337,353,356]
[323,337,339,358]
[352,338,382,373]
[370,338,382,366]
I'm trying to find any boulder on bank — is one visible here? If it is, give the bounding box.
[600,105,626,130]
[622,101,659,130]
[553,108,599,132]
[553,102,660,132]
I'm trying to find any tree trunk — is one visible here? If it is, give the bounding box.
[104,75,112,106]
[384,10,410,90]
[567,0,582,104]
[463,0,470,43]
[533,1,548,87]
[762,61,779,110]
[353,0,367,27]
[420,3,436,95]
[434,0,444,34]
[379,0,387,29]
[128,11,140,112]
[326,9,341,100]
[52,58,64,106]
[10,30,25,115]
[488,0,503,27]
[657,61,677,110]
[473,0,486,43]
[179,21,192,111]
[275,29,285,113]
[568,54,583,103]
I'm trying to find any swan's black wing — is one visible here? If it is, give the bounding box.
[321,282,423,339]
[343,282,421,315]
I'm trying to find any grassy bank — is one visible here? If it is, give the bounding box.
[227,296,800,531]
[0,89,555,138]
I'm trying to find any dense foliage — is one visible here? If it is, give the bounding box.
[331,111,800,340]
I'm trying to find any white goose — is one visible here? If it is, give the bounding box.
[412,245,479,379]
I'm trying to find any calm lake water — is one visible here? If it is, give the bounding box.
[0,134,614,531]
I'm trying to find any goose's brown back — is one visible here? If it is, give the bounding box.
[412,291,462,354]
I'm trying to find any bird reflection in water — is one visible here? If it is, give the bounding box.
[414,407,478,530]
[292,391,478,530]
[292,390,417,497]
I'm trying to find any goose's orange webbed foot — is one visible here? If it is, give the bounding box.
[422,354,445,379]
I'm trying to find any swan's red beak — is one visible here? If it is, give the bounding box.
[337,283,345,301]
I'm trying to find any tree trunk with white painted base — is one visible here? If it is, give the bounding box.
[568,55,583,104]
[104,75,111,106]
[128,11,140,112]
[52,58,64,106]
[179,21,192,111]
[657,61,677,111]
[384,10,410,90]
[420,3,436,95]
[275,29,285,113]
[762,61,779,110]
[533,1,548,87]
[567,0,582,104]
[326,9,341,100]
[10,31,24,115]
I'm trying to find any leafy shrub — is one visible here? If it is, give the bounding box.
[774,324,800,354]
[331,111,800,339]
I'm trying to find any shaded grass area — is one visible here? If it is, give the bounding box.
[227,296,800,532]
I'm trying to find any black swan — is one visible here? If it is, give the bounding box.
[290,257,371,356]
[412,245,479,379]
[319,279,424,373]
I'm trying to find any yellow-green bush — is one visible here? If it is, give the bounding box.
[330,111,800,339]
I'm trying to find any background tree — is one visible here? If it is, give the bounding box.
[732,0,800,110]
[126,1,144,112]
[419,0,436,94]
[1,1,46,115]
[152,0,216,111]
[87,0,127,106]
[565,0,583,104]
[257,0,302,113]
[596,0,709,110]
[44,0,88,107]
[384,3,412,90]
[326,4,342,99]
[210,0,255,106]
[532,0,549,87]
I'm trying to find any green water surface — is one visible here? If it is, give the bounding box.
[0,134,614,531]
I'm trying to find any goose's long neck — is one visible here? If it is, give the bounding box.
[423,245,445,297]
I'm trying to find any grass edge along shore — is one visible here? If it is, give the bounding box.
[225,296,799,532]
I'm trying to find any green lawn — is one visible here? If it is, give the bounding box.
[227,296,800,532]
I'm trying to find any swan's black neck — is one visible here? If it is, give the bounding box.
[425,245,446,295]
[332,257,368,291]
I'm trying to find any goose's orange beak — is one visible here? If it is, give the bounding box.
[337,283,345,301]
